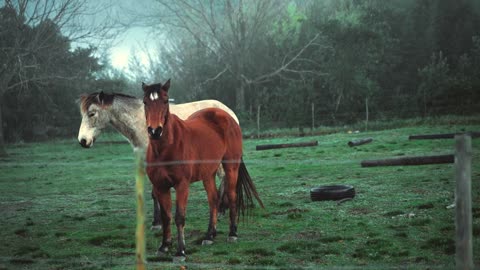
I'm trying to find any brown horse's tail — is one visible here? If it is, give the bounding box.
[235,157,264,218]
[218,157,264,217]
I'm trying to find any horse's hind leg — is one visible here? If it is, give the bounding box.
[202,174,218,245]
[216,164,229,215]
[223,163,240,242]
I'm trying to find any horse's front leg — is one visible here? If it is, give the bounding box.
[151,190,162,230]
[154,187,172,256]
[173,182,190,261]
[202,175,218,245]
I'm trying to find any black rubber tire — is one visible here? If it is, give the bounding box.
[310,185,355,201]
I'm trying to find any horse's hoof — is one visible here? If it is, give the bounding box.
[227,236,238,243]
[157,246,169,257]
[202,239,214,245]
[150,224,162,230]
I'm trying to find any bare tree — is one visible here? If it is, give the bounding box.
[140,0,325,111]
[0,0,121,155]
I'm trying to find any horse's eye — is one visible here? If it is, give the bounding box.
[88,112,95,118]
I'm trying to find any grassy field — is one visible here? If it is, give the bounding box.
[1,123,479,269]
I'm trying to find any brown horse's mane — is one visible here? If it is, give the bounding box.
[79,92,137,113]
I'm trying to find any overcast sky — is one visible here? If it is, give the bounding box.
[111,0,156,70]
[83,0,158,70]
[109,27,152,69]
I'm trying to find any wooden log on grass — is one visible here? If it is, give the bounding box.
[409,132,480,140]
[361,154,453,167]
[348,138,373,147]
[256,140,318,151]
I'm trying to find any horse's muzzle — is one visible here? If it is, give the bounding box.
[79,139,91,148]
[148,126,163,140]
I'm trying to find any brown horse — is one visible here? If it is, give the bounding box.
[142,79,263,260]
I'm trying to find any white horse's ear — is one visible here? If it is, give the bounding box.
[162,79,171,92]
[142,82,147,92]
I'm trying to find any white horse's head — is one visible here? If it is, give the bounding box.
[78,92,111,148]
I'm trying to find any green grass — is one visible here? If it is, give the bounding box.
[1,122,479,269]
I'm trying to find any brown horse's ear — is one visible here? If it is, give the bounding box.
[98,91,105,104]
[162,79,171,92]
[142,82,147,92]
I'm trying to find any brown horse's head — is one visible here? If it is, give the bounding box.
[142,79,170,140]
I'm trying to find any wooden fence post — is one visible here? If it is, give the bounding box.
[365,97,369,132]
[257,105,261,138]
[311,103,315,131]
[455,134,473,270]
[135,150,146,270]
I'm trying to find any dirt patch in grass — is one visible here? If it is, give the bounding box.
[383,210,404,217]
[14,228,28,237]
[111,240,135,249]
[25,218,34,226]
[253,258,277,266]
[54,232,67,237]
[440,225,454,233]
[321,235,352,243]
[14,246,39,256]
[394,232,408,238]
[387,224,407,230]
[278,202,294,207]
[392,250,410,257]
[409,218,431,226]
[421,237,455,255]
[62,214,86,221]
[294,230,322,240]
[213,250,228,256]
[352,237,395,260]
[228,257,241,265]
[9,258,34,265]
[113,251,134,257]
[243,248,276,256]
[349,207,373,215]
[417,202,434,209]
[277,241,321,254]
[271,208,308,215]
[88,235,121,246]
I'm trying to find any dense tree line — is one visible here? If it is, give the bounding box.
[1,0,480,151]
[132,0,480,128]
[0,0,123,153]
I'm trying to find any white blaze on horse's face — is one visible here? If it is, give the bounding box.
[150,92,159,101]
[78,104,108,148]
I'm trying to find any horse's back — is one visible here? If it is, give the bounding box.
[187,108,243,155]
[188,108,239,133]
[170,100,239,124]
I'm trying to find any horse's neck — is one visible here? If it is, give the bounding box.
[109,98,148,149]
[148,114,184,158]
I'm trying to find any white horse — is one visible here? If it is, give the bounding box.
[77,91,238,229]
